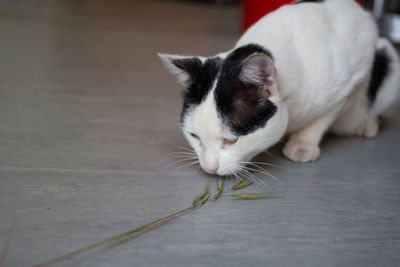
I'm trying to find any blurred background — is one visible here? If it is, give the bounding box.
[1,1,399,267]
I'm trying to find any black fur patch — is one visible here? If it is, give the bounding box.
[295,0,325,4]
[214,44,277,136]
[173,57,222,121]
[368,48,391,104]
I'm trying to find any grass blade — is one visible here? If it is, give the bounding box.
[213,179,223,201]
[200,193,210,206]
[228,193,283,199]
[34,206,195,267]
[193,184,209,206]
[231,179,253,191]
[36,184,214,266]
[34,179,279,266]
[199,184,209,200]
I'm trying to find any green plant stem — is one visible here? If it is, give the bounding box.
[228,193,283,199]
[35,184,213,267]
[213,179,223,201]
[34,180,278,266]
[34,205,196,267]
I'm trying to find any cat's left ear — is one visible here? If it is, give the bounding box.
[239,53,279,97]
[157,53,201,88]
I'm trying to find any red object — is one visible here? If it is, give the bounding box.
[243,0,364,32]
[243,0,293,32]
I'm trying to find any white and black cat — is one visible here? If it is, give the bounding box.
[159,0,400,176]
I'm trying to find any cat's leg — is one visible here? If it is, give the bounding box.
[330,80,374,137]
[357,118,379,138]
[332,38,400,138]
[283,105,342,162]
[330,86,380,139]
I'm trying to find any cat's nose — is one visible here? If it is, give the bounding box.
[203,161,219,174]
[205,165,218,174]
[203,152,219,174]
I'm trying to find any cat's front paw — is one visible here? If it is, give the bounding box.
[283,141,320,163]
[358,119,378,138]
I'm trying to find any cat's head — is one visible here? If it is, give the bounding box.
[159,44,288,176]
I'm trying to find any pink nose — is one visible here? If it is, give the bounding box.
[205,166,218,173]
[203,155,218,174]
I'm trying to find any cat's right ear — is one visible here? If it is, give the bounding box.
[157,53,201,88]
[239,53,278,97]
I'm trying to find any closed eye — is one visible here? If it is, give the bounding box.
[223,138,237,146]
[190,133,200,140]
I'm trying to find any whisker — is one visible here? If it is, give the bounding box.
[239,160,285,170]
[154,147,197,165]
[236,170,258,187]
[157,155,198,166]
[240,161,285,186]
[231,170,244,184]
[164,155,198,161]
[170,158,199,165]
[155,154,198,169]
[154,151,196,164]
[242,166,285,187]
[243,165,277,180]
[167,151,196,155]
[173,151,195,156]
[237,164,266,184]
[236,167,257,184]
[238,168,271,190]
[162,152,196,159]
[170,160,200,172]
[176,146,195,153]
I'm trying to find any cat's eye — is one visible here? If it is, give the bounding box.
[190,133,200,140]
[223,138,237,146]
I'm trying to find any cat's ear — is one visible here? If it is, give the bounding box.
[158,53,201,87]
[239,53,278,97]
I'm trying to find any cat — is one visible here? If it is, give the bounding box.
[159,0,400,176]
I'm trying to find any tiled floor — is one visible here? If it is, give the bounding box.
[0,1,399,266]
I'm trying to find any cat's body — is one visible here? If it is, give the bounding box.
[159,0,400,176]
[235,0,377,134]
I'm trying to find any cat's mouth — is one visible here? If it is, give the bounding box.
[199,163,233,176]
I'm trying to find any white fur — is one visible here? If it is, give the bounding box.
[182,88,288,175]
[237,0,378,132]
[331,37,400,137]
[236,0,399,163]
[160,0,400,174]
[371,38,400,118]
